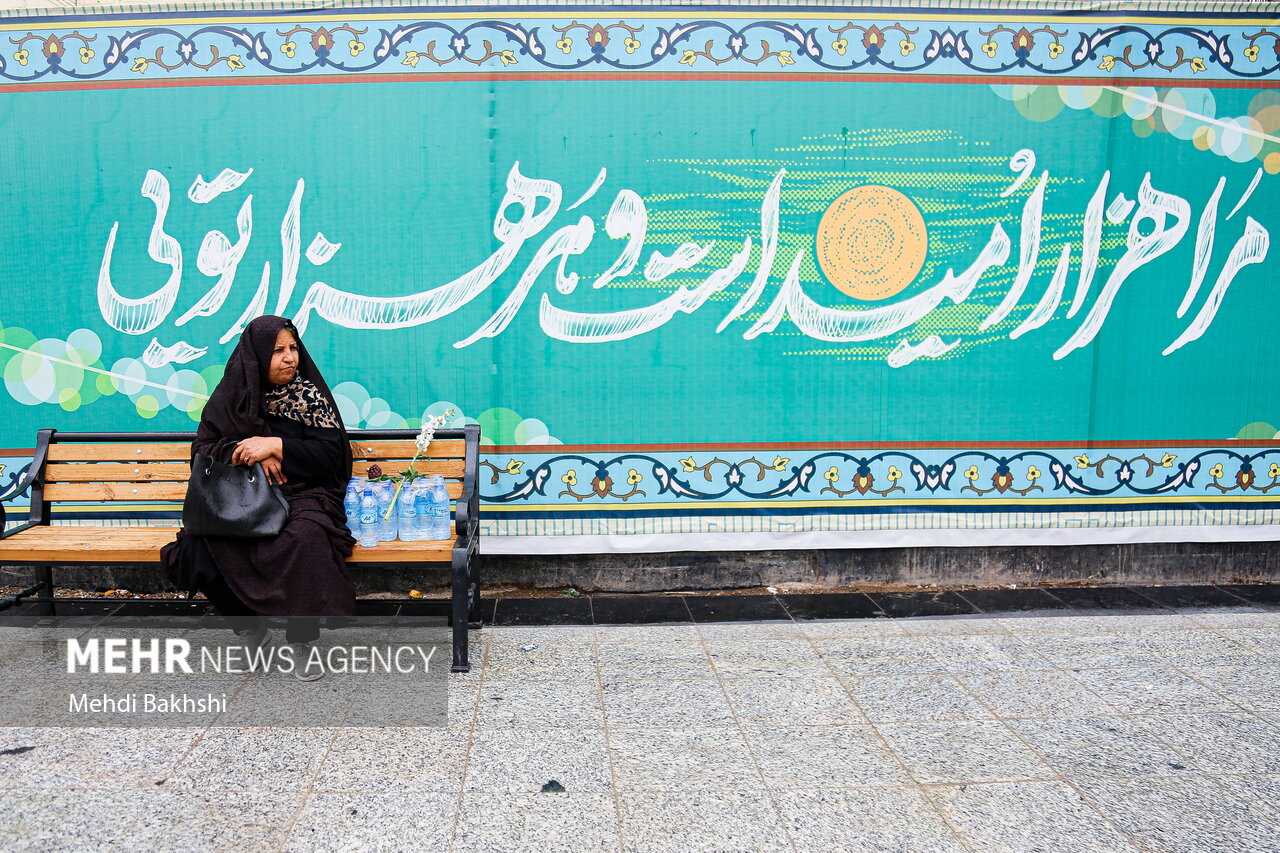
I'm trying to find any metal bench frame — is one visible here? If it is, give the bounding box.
[0,426,483,672]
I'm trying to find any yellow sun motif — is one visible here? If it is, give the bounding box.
[816,184,928,301]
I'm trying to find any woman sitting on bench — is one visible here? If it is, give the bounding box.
[160,315,357,681]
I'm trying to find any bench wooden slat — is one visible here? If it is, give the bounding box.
[351,460,465,478]
[45,460,465,482]
[48,443,192,462]
[48,439,468,463]
[44,483,190,502]
[46,463,193,482]
[349,440,465,459]
[43,481,466,502]
[0,526,456,563]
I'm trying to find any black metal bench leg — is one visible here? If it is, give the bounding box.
[36,566,54,618]
[450,547,470,673]
[467,550,483,630]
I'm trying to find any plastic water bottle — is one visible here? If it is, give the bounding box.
[414,479,432,541]
[373,481,397,542]
[397,480,419,542]
[343,484,361,537]
[358,488,379,548]
[428,474,450,540]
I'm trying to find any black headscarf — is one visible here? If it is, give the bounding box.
[193,315,353,482]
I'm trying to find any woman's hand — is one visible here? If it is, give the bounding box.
[231,436,283,466]
[259,457,288,486]
[232,437,286,485]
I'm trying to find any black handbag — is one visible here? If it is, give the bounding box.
[182,452,290,538]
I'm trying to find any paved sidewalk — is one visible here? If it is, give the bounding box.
[2,606,1280,851]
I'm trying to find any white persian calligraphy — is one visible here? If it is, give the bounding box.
[980,171,1048,331]
[1055,175,1192,360]
[141,337,207,368]
[887,335,962,367]
[292,163,560,333]
[95,152,1271,364]
[187,168,253,204]
[174,193,253,326]
[98,170,184,335]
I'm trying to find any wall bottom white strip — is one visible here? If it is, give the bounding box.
[480,524,1280,555]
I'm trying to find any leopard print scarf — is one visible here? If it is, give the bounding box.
[264,375,341,429]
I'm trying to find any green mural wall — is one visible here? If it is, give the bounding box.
[1,2,1278,550]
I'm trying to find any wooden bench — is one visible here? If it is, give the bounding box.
[0,426,483,672]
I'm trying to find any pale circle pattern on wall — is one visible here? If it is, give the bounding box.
[992,85,1280,174]
[0,325,561,442]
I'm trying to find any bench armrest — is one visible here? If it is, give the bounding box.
[0,468,36,505]
[2,428,55,529]
[455,481,478,541]
[0,519,40,540]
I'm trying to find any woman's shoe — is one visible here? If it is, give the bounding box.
[290,642,324,681]
[233,621,273,669]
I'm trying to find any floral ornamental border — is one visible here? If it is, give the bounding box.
[4,448,1280,514]
[1,17,1278,83]
[477,448,1280,505]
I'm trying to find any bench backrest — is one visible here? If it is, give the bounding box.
[26,427,481,532]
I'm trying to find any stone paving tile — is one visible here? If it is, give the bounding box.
[929,780,1137,853]
[1017,631,1168,670]
[213,673,364,728]
[918,634,1056,674]
[815,636,944,677]
[877,719,1056,784]
[958,670,1119,719]
[1137,630,1264,667]
[311,728,467,792]
[446,680,480,730]
[452,792,622,852]
[797,619,908,638]
[773,787,968,852]
[1217,628,1280,659]
[1073,667,1248,715]
[12,607,1280,851]
[1,678,113,728]
[1010,717,1199,780]
[1142,713,1280,774]
[1178,664,1280,713]
[1085,614,1202,631]
[464,728,612,793]
[482,641,600,681]
[694,621,804,640]
[591,624,701,644]
[594,640,716,680]
[484,626,600,645]
[1218,775,1280,823]
[721,676,867,726]
[0,788,147,852]
[618,791,792,852]
[282,792,457,852]
[995,614,1117,633]
[475,677,605,730]
[844,673,996,723]
[1186,611,1280,629]
[608,727,763,792]
[896,614,1010,636]
[743,724,911,789]
[120,790,303,852]
[1078,776,1280,853]
[0,726,201,789]
[164,728,334,791]
[601,679,737,728]
[704,637,833,677]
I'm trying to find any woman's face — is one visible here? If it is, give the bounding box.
[267,329,299,385]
